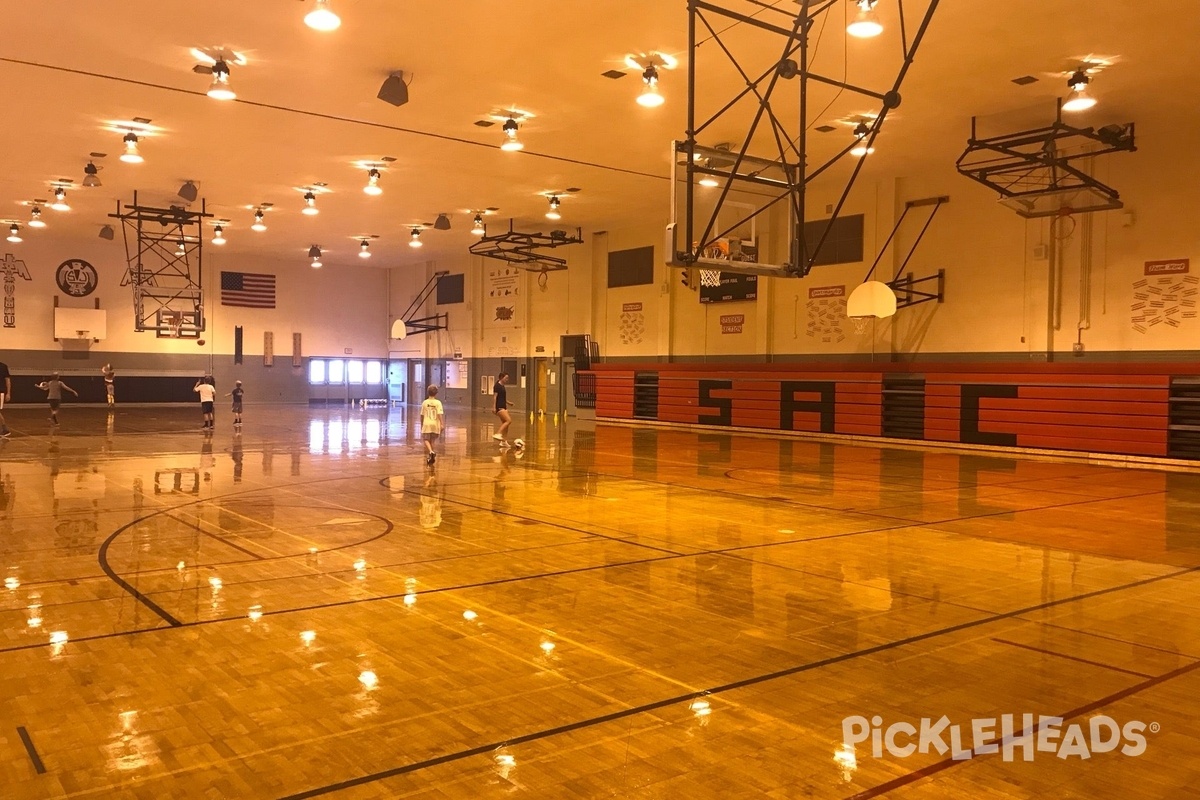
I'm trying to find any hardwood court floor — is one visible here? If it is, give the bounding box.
[1,404,1198,799]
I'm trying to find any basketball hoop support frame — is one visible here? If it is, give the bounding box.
[956,100,1136,216]
[670,0,942,278]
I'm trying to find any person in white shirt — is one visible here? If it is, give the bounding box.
[421,385,445,465]
[194,376,217,430]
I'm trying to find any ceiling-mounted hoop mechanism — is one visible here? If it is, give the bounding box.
[669,0,942,279]
[957,99,1136,221]
[468,220,584,272]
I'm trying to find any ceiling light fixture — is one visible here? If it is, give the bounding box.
[847,0,884,38]
[501,117,524,151]
[304,0,341,31]
[83,161,101,188]
[359,239,371,259]
[28,207,46,228]
[120,132,143,163]
[471,214,486,236]
[698,158,719,187]
[302,191,319,215]
[433,213,451,231]
[1062,69,1097,112]
[545,196,562,220]
[251,208,267,231]
[176,239,187,256]
[409,228,423,248]
[7,223,21,243]
[309,244,323,267]
[51,187,70,212]
[212,224,226,245]
[850,121,875,157]
[363,168,383,195]
[637,65,664,108]
[99,224,115,240]
[207,59,236,100]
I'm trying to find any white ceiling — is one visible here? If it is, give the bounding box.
[0,0,1193,268]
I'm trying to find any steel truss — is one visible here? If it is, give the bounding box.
[670,0,941,278]
[863,195,946,308]
[112,192,212,334]
[956,102,1136,218]
[468,221,585,271]
[396,270,450,338]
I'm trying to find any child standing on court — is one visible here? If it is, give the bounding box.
[421,385,444,465]
[225,380,244,428]
[101,363,115,406]
[194,376,216,430]
[36,373,79,426]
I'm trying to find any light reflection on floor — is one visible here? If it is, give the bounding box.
[0,403,1198,798]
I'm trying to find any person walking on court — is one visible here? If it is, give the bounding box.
[195,376,217,430]
[421,384,444,465]
[0,359,11,437]
[101,363,116,406]
[36,373,79,427]
[225,380,244,428]
[492,372,516,448]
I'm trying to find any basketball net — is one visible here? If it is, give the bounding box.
[850,315,871,335]
[700,268,722,288]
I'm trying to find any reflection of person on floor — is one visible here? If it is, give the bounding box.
[420,471,443,529]
[231,438,244,483]
[421,385,444,465]
[36,373,78,427]
[102,363,116,406]
[491,448,515,513]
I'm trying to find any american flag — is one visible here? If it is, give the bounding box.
[220,271,276,308]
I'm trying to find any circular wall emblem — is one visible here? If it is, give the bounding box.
[56,259,99,297]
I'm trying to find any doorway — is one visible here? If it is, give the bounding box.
[407,360,424,405]
[535,358,549,414]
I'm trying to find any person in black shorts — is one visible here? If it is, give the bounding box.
[0,359,11,437]
[225,380,244,428]
[491,372,514,447]
[194,376,217,430]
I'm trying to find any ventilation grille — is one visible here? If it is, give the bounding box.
[882,376,925,439]
[633,372,660,420]
[1168,378,1200,459]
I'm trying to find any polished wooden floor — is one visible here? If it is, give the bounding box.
[1,404,1198,799]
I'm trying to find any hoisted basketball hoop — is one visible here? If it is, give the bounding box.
[389,319,408,340]
[846,280,897,334]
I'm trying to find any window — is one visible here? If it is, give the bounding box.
[308,359,326,384]
[328,359,345,383]
[347,360,364,384]
[366,361,383,385]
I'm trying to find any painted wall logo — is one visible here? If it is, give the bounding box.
[55,258,98,297]
[1,253,32,328]
[842,714,1155,763]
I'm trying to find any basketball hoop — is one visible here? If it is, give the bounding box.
[849,316,870,335]
[75,329,90,340]
[1051,208,1076,240]
[700,268,722,288]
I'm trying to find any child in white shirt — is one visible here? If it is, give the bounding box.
[421,385,445,465]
